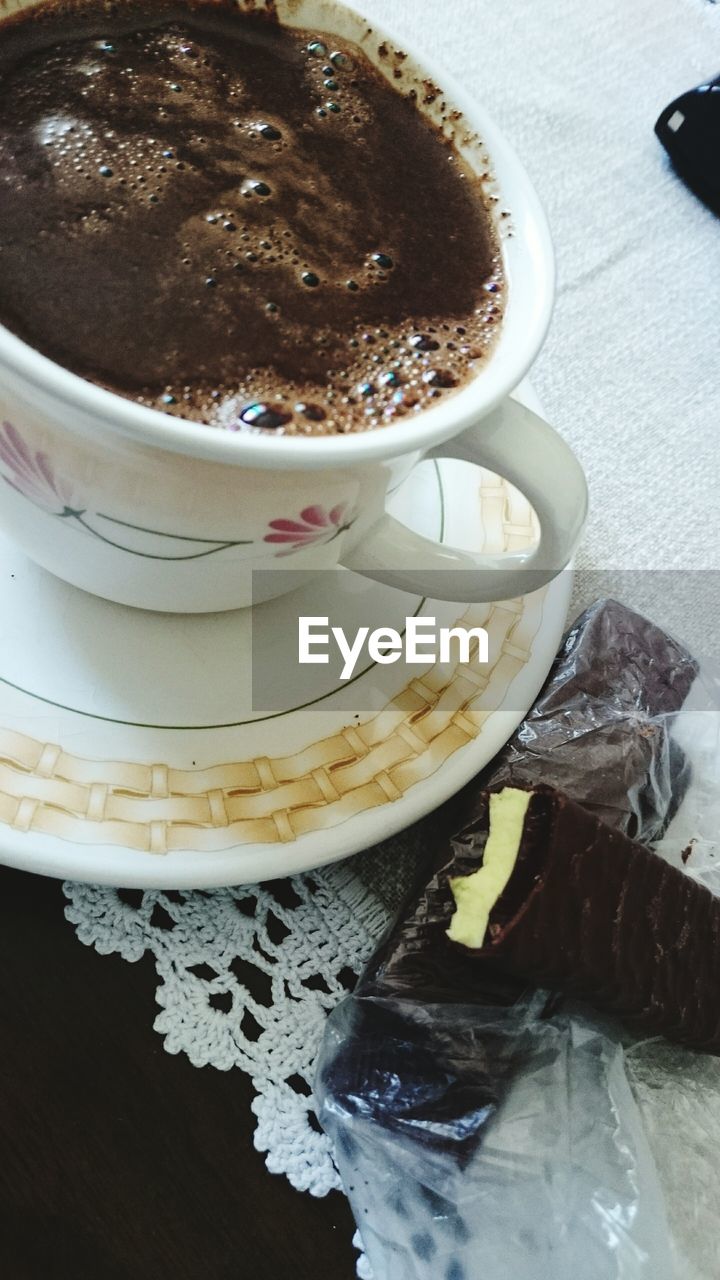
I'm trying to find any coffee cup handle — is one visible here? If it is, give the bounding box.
[340,398,588,602]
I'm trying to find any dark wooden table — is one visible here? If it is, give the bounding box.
[0,866,357,1280]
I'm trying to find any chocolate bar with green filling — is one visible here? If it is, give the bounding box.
[359,599,698,1005]
[447,786,719,1049]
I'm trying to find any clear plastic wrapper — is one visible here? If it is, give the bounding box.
[470,595,699,843]
[315,599,720,1279]
[316,995,672,1280]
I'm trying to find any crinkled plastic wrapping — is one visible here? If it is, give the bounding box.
[623,659,720,1280]
[316,995,672,1280]
[315,599,720,1279]
[470,595,700,845]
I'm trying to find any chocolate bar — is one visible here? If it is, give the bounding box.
[317,601,701,1277]
[316,994,521,1153]
[446,786,720,1050]
[473,597,698,842]
[359,599,699,1006]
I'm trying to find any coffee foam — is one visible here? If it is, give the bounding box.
[0,3,504,434]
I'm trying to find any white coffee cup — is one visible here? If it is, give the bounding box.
[0,0,587,613]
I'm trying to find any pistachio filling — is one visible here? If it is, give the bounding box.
[447,788,532,949]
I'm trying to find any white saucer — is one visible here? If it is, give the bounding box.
[0,387,572,888]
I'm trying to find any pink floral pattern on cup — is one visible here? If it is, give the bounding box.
[264,504,358,556]
[0,420,73,514]
[0,420,358,563]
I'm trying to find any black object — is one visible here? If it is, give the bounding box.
[655,75,720,212]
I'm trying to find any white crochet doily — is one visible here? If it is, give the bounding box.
[64,861,392,1200]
